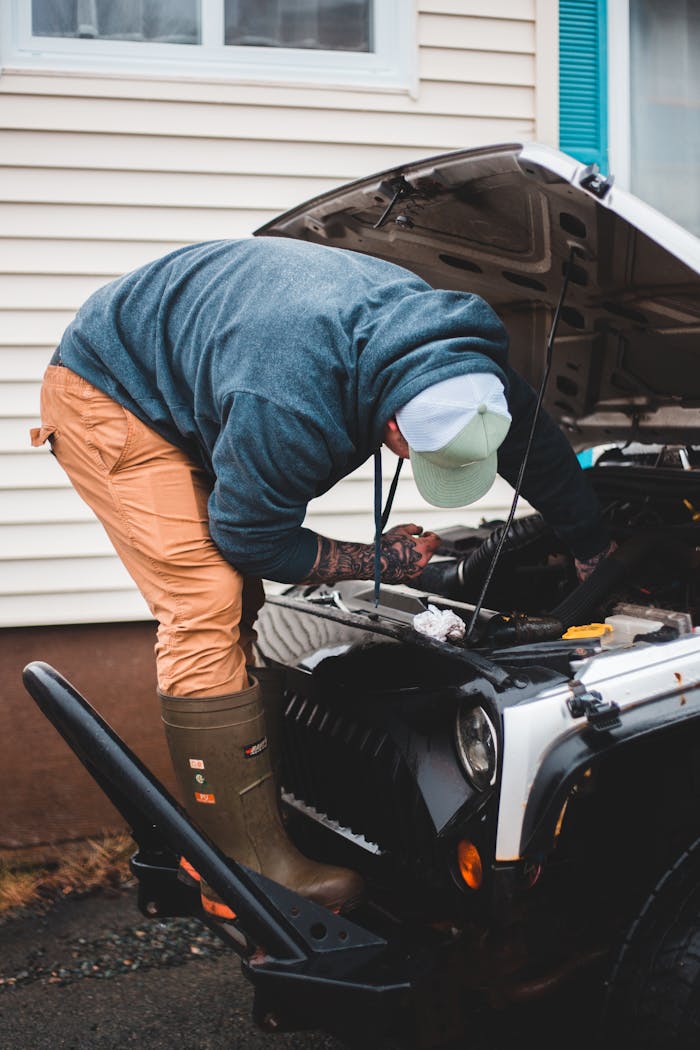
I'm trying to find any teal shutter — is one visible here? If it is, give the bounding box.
[559,0,608,173]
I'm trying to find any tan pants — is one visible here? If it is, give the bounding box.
[32,365,264,698]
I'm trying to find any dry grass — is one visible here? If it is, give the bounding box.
[0,833,135,919]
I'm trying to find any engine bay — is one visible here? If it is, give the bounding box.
[275,445,700,684]
[408,444,700,663]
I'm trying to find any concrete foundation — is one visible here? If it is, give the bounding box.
[1,621,180,849]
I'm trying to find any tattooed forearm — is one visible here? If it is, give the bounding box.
[302,537,375,583]
[378,536,423,582]
[301,529,426,585]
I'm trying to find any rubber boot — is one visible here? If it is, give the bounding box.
[247,663,286,789]
[160,677,364,920]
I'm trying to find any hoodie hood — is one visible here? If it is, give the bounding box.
[354,285,511,451]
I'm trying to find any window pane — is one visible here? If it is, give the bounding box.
[224,0,372,52]
[32,0,201,45]
[629,0,700,235]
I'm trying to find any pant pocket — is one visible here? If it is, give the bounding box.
[30,425,57,448]
[84,395,133,474]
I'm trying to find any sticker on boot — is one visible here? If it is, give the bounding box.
[188,758,205,769]
[194,791,216,804]
[244,735,268,758]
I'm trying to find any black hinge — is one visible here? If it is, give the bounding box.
[579,166,615,200]
[373,176,415,229]
[567,679,621,731]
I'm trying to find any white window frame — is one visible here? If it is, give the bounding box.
[607,0,632,190]
[1,0,415,92]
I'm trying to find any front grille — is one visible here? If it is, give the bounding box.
[279,686,429,858]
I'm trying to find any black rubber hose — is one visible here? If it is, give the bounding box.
[413,557,464,600]
[458,514,552,590]
[414,514,552,600]
[549,532,658,629]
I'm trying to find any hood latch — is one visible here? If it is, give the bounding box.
[567,679,622,731]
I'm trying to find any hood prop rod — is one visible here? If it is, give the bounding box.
[465,248,576,641]
[373,452,404,607]
[373,177,413,229]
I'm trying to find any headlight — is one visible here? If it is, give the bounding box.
[454,704,497,790]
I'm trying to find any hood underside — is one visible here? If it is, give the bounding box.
[256,142,700,449]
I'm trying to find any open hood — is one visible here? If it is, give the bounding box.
[255,142,700,450]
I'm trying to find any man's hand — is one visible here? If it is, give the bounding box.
[574,539,618,583]
[380,523,442,582]
[302,524,441,586]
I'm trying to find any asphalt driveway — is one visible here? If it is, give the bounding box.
[0,886,343,1050]
[0,883,600,1050]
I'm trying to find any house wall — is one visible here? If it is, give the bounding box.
[0,0,558,845]
[1,0,557,630]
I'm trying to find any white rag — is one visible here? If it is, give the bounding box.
[413,604,466,641]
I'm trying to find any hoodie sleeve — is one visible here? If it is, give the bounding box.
[496,367,611,561]
[206,393,337,583]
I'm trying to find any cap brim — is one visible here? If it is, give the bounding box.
[410,448,498,508]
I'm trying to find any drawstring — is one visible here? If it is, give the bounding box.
[373,451,404,607]
[374,451,383,606]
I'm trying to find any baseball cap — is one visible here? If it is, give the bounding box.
[395,373,512,508]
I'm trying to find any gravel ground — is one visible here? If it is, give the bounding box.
[1,909,230,989]
[0,885,345,1049]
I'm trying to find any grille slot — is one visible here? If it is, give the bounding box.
[280,688,425,855]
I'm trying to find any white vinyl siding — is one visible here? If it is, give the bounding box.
[0,0,555,627]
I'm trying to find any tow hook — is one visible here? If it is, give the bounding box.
[567,680,621,731]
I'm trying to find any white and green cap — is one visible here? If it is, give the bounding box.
[396,373,511,508]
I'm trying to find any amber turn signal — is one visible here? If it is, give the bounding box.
[457,838,483,890]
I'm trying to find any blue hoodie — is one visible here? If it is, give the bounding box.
[56,237,608,581]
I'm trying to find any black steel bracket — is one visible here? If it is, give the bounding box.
[579,165,615,199]
[567,679,622,731]
[23,662,488,1042]
[21,661,387,969]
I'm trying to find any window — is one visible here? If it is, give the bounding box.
[561,1,700,236]
[628,0,700,235]
[3,0,411,89]
[225,0,370,51]
[32,0,202,45]
[608,0,700,236]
